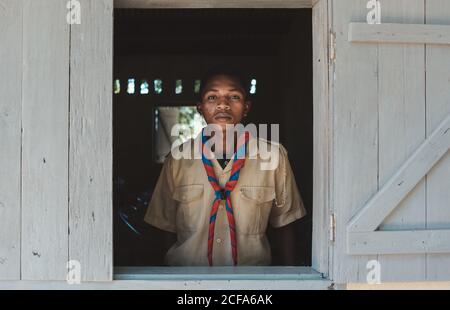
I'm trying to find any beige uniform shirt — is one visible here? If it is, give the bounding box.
[144,135,307,266]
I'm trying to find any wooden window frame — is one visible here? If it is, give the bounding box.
[108,0,332,289]
[110,0,333,288]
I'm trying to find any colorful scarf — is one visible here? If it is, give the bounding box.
[201,128,250,266]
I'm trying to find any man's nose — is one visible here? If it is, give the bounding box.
[217,96,231,109]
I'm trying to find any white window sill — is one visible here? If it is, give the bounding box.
[109,266,332,290]
[114,266,324,281]
[0,267,332,290]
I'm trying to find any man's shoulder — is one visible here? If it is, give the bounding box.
[174,138,196,152]
[253,137,287,154]
[165,137,200,162]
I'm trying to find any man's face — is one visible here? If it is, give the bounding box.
[197,74,251,129]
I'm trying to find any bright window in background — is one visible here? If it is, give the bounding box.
[114,79,121,94]
[127,78,135,94]
[154,79,163,94]
[140,80,150,94]
[194,79,201,94]
[175,79,183,94]
[154,106,206,163]
[250,78,257,94]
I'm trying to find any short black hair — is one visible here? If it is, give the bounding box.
[199,65,249,101]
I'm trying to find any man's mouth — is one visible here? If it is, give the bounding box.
[214,112,233,121]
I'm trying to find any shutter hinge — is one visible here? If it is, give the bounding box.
[329,31,336,63]
[329,213,336,242]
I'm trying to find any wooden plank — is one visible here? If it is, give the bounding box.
[349,22,450,45]
[348,230,450,255]
[0,0,22,280]
[114,0,313,8]
[21,0,70,281]
[347,113,450,233]
[312,0,330,277]
[376,0,426,282]
[69,0,113,281]
[332,0,379,283]
[426,0,450,281]
[326,0,334,280]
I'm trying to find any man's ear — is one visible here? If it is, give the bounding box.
[196,102,202,115]
[244,100,252,115]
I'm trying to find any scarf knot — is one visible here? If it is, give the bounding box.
[215,189,228,200]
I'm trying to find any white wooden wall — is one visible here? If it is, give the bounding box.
[21,0,70,281]
[425,0,450,281]
[0,0,22,280]
[69,0,113,282]
[332,0,378,283]
[332,0,450,283]
[373,0,425,283]
[0,0,113,281]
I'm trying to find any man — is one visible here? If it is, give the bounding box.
[144,67,306,266]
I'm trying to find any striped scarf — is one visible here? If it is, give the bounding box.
[201,128,250,266]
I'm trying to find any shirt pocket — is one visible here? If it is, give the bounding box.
[173,184,204,232]
[236,186,276,235]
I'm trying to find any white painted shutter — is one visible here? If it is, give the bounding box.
[332,0,450,283]
[69,0,113,282]
[0,0,22,280]
[0,0,113,281]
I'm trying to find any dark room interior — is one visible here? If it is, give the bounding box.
[113,9,313,266]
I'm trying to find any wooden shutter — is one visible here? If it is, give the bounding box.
[21,0,71,280]
[332,0,450,283]
[69,0,113,282]
[0,0,113,281]
[0,0,22,280]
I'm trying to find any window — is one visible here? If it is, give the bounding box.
[154,106,206,163]
[175,79,183,94]
[154,79,163,94]
[194,79,201,94]
[127,78,135,94]
[113,7,322,286]
[114,79,121,94]
[250,78,257,94]
[140,80,150,94]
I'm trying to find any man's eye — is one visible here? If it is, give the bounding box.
[207,95,217,101]
[230,95,241,100]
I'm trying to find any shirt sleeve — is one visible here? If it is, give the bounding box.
[144,154,177,233]
[269,144,307,228]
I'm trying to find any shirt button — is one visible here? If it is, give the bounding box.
[219,205,224,210]
[216,238,222,244]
